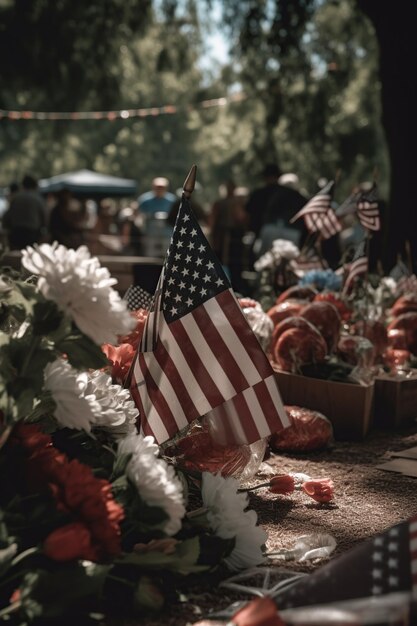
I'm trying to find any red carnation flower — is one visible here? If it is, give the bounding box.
[117,308,148,349]
[44,522,93,561]
[12,423,124,562]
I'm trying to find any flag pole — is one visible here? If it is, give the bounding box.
[183,164,197,198]
[123,165,198,393]
[363,230,371,326]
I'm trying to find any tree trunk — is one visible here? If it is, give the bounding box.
[357,0,417,272]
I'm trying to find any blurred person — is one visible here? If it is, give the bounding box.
[246,165,308,260]
[245,163,283,238]
[167,181,208,230]
[2,174,47,249]
[118,200,144,255]
[138,176,176,217]
[86,197,123,256]
[48,189,86,249]
[209,179,249,293]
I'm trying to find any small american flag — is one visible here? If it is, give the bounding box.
[130,191,289,445]
[123,284,153,311]
[342,242,368,296]
[337,183,380,232]
[291,248,326,277]
[290,181,342,240]
[357,183,380,231]
[274,515,417,610]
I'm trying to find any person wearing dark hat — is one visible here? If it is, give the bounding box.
[245,163,308,260]
[245,163,282,238]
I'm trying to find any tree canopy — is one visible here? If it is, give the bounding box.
[2,0,409,267]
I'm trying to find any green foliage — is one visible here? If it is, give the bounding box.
[0,0,389,207]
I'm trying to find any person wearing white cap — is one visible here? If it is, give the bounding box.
[137,177,176,216]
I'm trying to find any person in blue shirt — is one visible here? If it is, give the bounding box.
[137,177,176,216]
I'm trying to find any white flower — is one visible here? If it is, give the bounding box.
[87,370,138,439]
[254,251,275,272]
[271,239,300,260]
[118,433,185,536]
[43,358,100,432]
[21,242,135,345]
[201,472,267,571]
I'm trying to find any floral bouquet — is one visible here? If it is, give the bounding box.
[0,243,267,625]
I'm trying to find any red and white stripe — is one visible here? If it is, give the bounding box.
[342,256,368,295]
[357,200,380,231]
[291,191,332,225]
[131,288,289,444]
[304,208,342,239]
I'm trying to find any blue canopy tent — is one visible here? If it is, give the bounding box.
[39,169,138,198]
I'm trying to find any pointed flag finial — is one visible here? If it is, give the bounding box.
[183,164,197,198]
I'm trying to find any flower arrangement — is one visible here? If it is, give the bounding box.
[298,269,342,292]
[0,243,268,624]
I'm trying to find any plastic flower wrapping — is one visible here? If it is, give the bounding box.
[0,244,268,624]
[255,238,417,383]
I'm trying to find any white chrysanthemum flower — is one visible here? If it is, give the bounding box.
[254,251,275,272]
[271,239,300,260]
[201,472,267,571]
[118,433,185,536]
[87,370,138,439]
[21,242,135,345]
[43,358,100,432]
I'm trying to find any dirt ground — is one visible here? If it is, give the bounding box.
[117,422,417,626]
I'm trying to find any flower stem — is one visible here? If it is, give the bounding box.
[238,482,270,493]
[20,335,41,378]
[0,601,21,618]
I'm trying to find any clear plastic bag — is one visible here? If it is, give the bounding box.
[162,417,267,481]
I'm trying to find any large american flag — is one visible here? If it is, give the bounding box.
[274,515,417,610]
[290,181,342,240]
[337,183,380,232]
[342,242,368,296]
[130,194,289,445]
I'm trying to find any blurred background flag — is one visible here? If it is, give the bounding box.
[337,182,380,232]
[290,180,342,239]
[130,166,289,445]
[356,183,380,231]
[342,241,368,295]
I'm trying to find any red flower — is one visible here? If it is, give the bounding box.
[12,424,124,562]
[44,522,93,561]
[302,478,334,503]
[48,458,124,561]
[269,474,295,495]
[11,422,52,451]
[118,308,148,349]
[102,342,136,384]
[232,597,286,626]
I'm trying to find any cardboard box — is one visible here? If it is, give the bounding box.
[273,367,374,440]
[374,373,417,427]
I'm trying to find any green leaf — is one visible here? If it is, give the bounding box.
[0,542,18,577]
[111,452,133,481]
[32,300,64,336]
[19,563,111,620]
[56,332,108,369]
